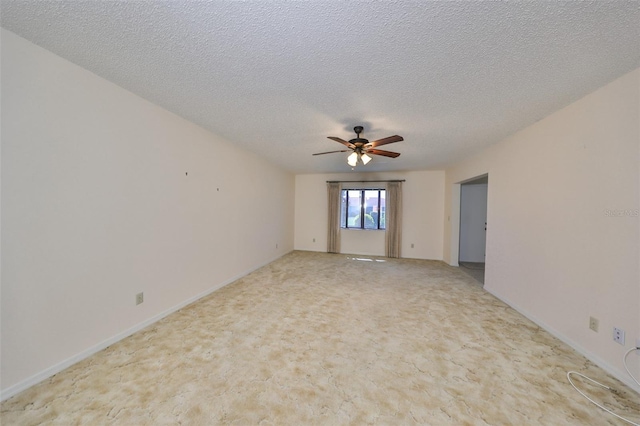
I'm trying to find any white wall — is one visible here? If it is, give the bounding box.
[0,29,295,398]
[295,170,445,259]
[444,68,640,392]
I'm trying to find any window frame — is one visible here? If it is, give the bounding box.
[341,189,386,230]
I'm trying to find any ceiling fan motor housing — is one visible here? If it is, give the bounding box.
[351,126,367,145]
[350,126,370,147]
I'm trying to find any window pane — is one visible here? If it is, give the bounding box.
[347,190,362,227]
[340,190,347,227]
[380,190,386,229]
[364,190,379,229]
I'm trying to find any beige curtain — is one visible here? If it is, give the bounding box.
[385,181,403,258]
[327,182,341,253]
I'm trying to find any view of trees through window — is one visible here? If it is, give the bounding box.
[340,189,386,230]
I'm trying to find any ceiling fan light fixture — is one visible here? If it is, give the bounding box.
[317,126,403,166]
[347,152,358,167]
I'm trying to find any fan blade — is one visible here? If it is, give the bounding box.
[366,135,403,148]
[328,136,355,149]
[365,148,401,158]
[312,149,351,156]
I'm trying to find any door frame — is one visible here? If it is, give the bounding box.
[449,174,488,268]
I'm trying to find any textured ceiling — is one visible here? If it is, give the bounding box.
[2,1,639,174]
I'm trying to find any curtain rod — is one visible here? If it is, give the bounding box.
[326,180,406,183]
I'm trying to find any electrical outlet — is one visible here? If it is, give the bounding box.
[589,316,598,332]
[411,243,415,248]
[136,292,144,305]
[276,243,278,249]
[313,238,316,242]
[613,327,625,345]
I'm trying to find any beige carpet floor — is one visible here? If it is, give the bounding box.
[2,251,639,425]
[458,262,485,285]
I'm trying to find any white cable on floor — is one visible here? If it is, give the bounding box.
[624,347,640,387]
[567,346,640,426]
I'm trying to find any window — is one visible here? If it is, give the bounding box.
[340,189,385,230]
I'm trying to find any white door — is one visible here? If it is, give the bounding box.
[459,183,488,263]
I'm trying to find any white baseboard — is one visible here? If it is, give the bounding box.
[485,287,640,395]
[0,251,289,402]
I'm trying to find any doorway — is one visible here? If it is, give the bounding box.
[458,175,488,284]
